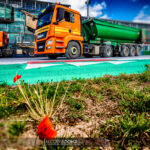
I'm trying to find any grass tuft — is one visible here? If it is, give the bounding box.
[8,120,26,136]
[139,64,150,82]
[17,82,70,121]
[102,113,150,149]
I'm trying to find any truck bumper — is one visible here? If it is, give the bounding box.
[2,48,13,57]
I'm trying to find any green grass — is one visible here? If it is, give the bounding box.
[0,64,150,149]
[120,90,150,113]
[102,113,150,149]
[8,120,26,136]
[139,64,150,82]
[68,100,85,120]
[0,123,4,127]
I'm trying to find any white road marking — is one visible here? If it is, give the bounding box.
[116,57,150,60]
[66,62,103,66]
[0,56,149,65]
[25,61,136,69]
[25,63,61,69]
[107,61,133,65]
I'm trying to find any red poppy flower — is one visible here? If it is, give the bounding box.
[13,74,21,83]
[38,127,57,140]
[37,115,53,133]
[37,115,57,140]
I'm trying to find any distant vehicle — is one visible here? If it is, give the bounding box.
[0,31,35,58]
[11,38,35,57]
[25,3,146,59]
[0,4,35,58]
[0,31,13,57]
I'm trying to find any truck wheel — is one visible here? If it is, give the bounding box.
[103,45,113,57]
[135,46,141,56]
[27,49,35,57]
[66,41,81,59]
[129,46,136,56]
[48,55,57,59]
[120,45,129,57]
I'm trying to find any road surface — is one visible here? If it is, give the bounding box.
[0,56,150,85]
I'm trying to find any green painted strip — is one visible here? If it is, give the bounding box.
[0,60,149,85]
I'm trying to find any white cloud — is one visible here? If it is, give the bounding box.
[133,5,150,23]
[37,0,69,4]
[100,14,109,19]
[69,0,108,18]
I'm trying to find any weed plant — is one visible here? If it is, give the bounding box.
[8,120,26,136]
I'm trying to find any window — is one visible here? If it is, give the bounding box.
[24,2,34,10]
[64,11,74,23]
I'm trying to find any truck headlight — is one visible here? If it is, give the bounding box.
[47,40,53,45]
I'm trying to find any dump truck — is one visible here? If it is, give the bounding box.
[0,31,13,57]
[29,3,146,59]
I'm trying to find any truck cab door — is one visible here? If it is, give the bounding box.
[54,8,76,38]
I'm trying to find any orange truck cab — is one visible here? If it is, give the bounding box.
[34,3,83,59]
[0,31,13,57]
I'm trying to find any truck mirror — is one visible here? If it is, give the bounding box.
[57,8,64,22]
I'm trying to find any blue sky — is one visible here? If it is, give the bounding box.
[69,0,150,23]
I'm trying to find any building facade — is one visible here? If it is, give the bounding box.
[0,0,149,53]
[0,0,68,46]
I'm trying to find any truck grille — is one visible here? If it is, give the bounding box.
[37,32,47,40]
[37,41,46,52]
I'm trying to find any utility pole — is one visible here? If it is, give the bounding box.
[85,0,91,19]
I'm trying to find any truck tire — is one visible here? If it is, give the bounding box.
[27,49,35,57]
[120,45,129,57]
[103,45,113,57]
[48,55,57,59]
[65,41,81,59]
[135,46,141,56]
[129,46,136,56]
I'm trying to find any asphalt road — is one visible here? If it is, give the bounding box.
[0,55,150,65]
[0,56,150,85]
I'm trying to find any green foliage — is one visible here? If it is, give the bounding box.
[8,121,26,136]
[0,82,8,88]
[68,81,83,93]
[120,91,150,113]
[68,99,83,110]
[0,122,4,127]
[66,98,85,120]
[102,75,112,84]
[45,146,70,150]
[139,64,150,82]
[0,86,24,118]
[0,64,150,149]
[0,105,16,118]
[103,113,150,148]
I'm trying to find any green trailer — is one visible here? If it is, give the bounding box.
[82,18,146,57]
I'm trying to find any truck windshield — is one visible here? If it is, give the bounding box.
[37,5,54,29]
